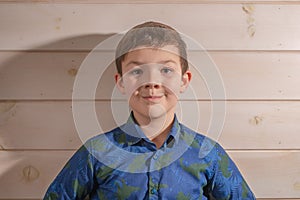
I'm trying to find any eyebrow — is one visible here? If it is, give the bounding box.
[125,60,178,68]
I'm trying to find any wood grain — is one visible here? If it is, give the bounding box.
[2,0,300,3]
[1,52,300,100]
[0,150,73,199]
[1,101,300,150]
[0,4,300,50]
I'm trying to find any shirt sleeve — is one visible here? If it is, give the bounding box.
[43,144,95,200]
[209,143,256,200]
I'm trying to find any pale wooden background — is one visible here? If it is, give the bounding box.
[0,1,300,199]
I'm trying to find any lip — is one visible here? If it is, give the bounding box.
[141,95,164,102]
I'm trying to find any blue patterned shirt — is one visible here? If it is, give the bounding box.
[44,115,255,200]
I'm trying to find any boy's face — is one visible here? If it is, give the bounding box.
[115,45,191,122]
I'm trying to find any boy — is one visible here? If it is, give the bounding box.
[44,21,255,199]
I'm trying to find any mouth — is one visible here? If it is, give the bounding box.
[141,95,164,102]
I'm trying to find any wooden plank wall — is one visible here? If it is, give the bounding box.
[0,1,300,199]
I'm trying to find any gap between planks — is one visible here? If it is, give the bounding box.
[1,0,300,5]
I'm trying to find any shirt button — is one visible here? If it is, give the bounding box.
[151,188,157,194]
[153,153,160,160]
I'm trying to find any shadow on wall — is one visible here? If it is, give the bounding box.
[0,34,118,100]
[0,34,131,198]
[0,34,123,150]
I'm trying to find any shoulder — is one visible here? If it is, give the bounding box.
[83,126,123,151]
[179,123,225,160]
[179,123,218,147]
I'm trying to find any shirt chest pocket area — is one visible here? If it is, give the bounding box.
[95,169,148,198]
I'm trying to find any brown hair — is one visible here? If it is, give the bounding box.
[115,21,189,75]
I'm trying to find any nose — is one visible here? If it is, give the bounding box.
[142,68,162,89]
[143,82,161,89]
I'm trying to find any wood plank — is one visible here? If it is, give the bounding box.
[0,4,300,50]
[182,100,300,150]
[228,150,300,198]
[2,0,300,4]
[1,51,300,100]
[1,101,300,150]
[0,52,90,100]
[0,150,74,199]
[0,101,83,150]
[207,51,300,100]
[0,150,299,198]
[218,101,300,150]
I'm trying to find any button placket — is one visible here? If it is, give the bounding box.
[148,151,161,200]
[148,176,159,199]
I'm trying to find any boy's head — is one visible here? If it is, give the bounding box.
[115,21,189,76]
[114,21,191,126]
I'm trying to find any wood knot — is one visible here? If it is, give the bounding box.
[249,115,263,125]
[247,25,256,37]
[294,182,300,191]
[55,17,62,23]
[0,101,17,114]
[242,4,255,15]
[242,4,256,38]
[68,68,78,77]
[23,165,40,182]
[0,101,17,125]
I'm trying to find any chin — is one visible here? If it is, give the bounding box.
[148,104,168,119]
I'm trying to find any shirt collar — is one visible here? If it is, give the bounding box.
[119,112,181,147]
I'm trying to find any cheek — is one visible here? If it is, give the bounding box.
[122,78,141,98]
[162,78,182,95]
[128,95,136,106]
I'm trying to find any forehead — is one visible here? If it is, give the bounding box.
[122,45,181,66]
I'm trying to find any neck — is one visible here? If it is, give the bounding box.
[133,112,175,148]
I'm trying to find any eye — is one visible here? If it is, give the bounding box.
[161,67,174,75]
[129,68,143,76]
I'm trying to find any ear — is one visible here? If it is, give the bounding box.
[180,70,192,93]
[115,73,126,94]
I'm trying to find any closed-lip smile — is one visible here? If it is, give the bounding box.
[141,95,164,102]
